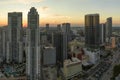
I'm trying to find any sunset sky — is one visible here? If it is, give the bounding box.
[0,0,120,27]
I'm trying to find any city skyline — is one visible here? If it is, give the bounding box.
[0,3,119,80]
[0,0,120,27]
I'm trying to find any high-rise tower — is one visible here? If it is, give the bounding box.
[85,14,100,48]
[100,23,106,44]
[106,17,112,40]
[7,12,23,63]
[62,23,71,60]
[26,7,41,80]
[0,27,8,63]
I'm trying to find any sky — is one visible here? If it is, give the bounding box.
[0,0,120,27]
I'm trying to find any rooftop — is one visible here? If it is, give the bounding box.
[64,58,81,66]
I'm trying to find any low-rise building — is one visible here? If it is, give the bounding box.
[63,58,82,80]
[42,67,57,80]
[69,39,85,60]
[43,46,56,66]
[84,48,100,64]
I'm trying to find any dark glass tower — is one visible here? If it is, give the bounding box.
[85,14,100,48]
[53,32,63,66]
[106,17,112,39]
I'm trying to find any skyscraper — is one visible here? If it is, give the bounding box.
[7,12,23,63]
[2,27,8,62]
[53,32,63,67]
[46,23,49,31]
[57,24,61,31]
[85,14,100,48]
[0,28,4,62]
[26,7,41,80]
[106,17,112,39]
[62,23,71,34]
[62,23,71,60]
[100,24,106,44]
[0,27,7,62]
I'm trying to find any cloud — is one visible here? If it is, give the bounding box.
[17,0,43,4]
[40,14,72,24]
[40,13,72,20]
[51,14,72,19]
[39,6,50,12]
[42,6,49,10]
[0,0,44,4]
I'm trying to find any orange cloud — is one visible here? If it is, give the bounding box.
[40,14,72,26]
[42,6,49,11]
[39,6,50,12]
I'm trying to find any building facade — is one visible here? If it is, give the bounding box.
[53,32,64,67]
[0,28,4,62]
[43,46,56,66]
[63,58,82,80]
[85,14,100,48]
[62,23,71,60]
[100,23,106,44]
[26,7,41,80]
[0,27,8,62]
[106,17,112,41]
[7,12,23,63]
